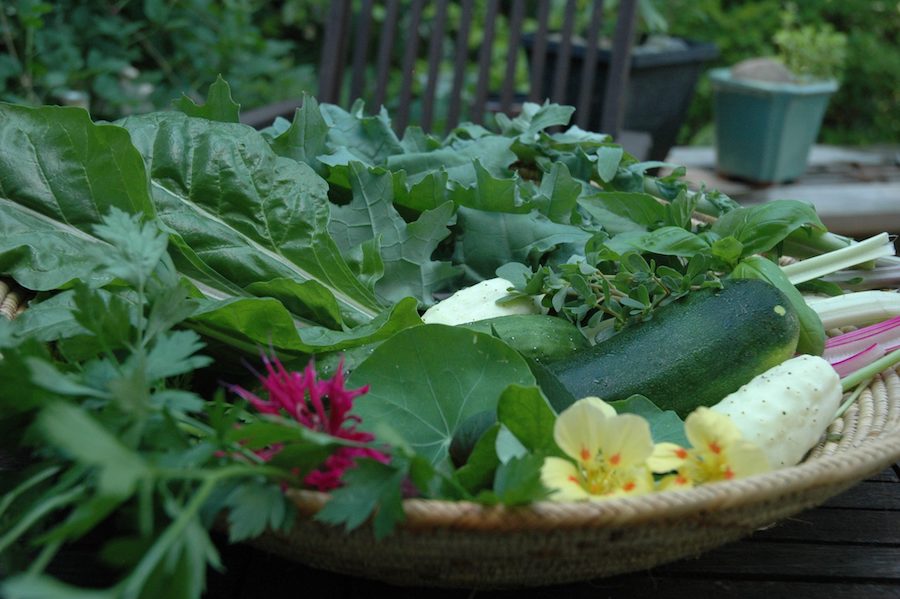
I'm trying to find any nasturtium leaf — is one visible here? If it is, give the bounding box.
[348,324,536,467]
[172,75,240,123]
[609,395,689,447]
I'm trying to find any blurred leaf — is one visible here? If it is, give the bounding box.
[173,76,240,123]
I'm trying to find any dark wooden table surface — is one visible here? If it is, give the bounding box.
[204,462,900,599]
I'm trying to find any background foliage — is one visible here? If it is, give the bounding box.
[0,0,896,145]
[664,0,900,145]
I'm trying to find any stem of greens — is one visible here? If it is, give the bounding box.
[0,484,87,554]
[782,233,896,285]
[25,539,63,578]
[834,376,873,421]
[118,464,281,598]
[840,347,900,391]
[0,466,61,520]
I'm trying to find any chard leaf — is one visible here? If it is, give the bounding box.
[0,104,155,290]
[118,111,384,326]
[329,163,460,306]
[189,295,422,354]
[349,324,535,467]
[172,75,240,123]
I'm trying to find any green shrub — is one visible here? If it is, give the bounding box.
[664,0,899,145]
[0,0,319,120]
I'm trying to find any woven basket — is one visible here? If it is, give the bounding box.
[256,359,900,588]
[4,278,900,588]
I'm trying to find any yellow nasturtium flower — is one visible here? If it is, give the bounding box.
[648,407,770,489]
[541,397,655,501]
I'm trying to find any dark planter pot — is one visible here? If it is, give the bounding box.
[523,35,718,161]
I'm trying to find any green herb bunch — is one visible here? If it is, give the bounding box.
[0,210,378,598]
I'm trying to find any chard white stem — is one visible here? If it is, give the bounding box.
[806,290,900,329]
[782,233,896,285]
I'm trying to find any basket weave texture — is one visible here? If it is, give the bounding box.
[4,278,899,588]
[259,364,900,588]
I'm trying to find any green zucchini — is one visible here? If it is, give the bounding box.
[461,314,591,362]
[544,279,801,417]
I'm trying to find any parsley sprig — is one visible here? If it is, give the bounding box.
[0,211,331,598]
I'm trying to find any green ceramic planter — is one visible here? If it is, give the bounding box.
[710,68,838,184]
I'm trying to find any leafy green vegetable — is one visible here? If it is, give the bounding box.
[348,324,536,467]
[173,75,241,123]
[609,395,689,447]
[731,255,827,355]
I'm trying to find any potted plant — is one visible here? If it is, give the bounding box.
[709,12,848,184]
[523,1,718,161]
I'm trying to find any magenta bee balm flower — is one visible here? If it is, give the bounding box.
[230,354,388,491]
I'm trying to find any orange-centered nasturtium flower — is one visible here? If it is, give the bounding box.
[648,407,770,489]
[541,397,655,501]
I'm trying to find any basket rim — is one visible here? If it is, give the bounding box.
[286,373,900,532]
